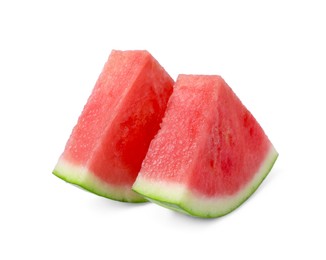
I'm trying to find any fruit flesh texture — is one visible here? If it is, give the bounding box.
[133,75,277,215]
[54,50,174,202]
[188,76,271,196]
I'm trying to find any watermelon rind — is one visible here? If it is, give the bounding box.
[132,145,278,218]
[53,159,147,203]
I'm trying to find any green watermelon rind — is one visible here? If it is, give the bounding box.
[53,159,147,203]
[132,146,278,218]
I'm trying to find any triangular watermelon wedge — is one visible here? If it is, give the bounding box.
[53,50,174,202]
[132,75,278,217]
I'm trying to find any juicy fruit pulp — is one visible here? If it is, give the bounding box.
[132,75,278,217]
[53,50,174,202]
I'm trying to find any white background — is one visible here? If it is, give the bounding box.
[1,0,325,259]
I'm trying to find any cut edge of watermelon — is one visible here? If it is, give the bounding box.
[53,159,147,203]
[132,145,278,217]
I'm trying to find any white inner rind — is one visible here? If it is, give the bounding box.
[132,145,278,217]
[53,158,146,202]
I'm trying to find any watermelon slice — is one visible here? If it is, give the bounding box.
[132,75,278,217]
[53,50,174,202]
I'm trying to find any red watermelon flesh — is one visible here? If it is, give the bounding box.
[132,75,278,217]
[53,50,174,202]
